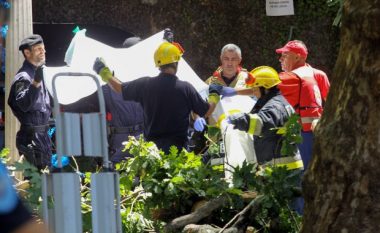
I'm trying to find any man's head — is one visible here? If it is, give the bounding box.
[276,40,307,72]
[154,41,184,74]
[19,34,46,66]
[220,44,242,79]
[122,36,142,48]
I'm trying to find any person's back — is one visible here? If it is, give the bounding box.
[102,85,144,161]
[122,71,209,152]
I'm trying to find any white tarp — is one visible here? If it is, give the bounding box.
[44,29,209,104]
[212,96,257,180]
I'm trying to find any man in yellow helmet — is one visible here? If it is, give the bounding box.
[92,41,220,153]
[228,66,303,170]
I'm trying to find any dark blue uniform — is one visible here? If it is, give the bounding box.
[122,73,210,153]
[8,61,52,169]
[251,88,294,163]
[62,85,144,163]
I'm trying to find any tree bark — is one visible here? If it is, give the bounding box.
[164,196,227,232]
[302,0,380,232]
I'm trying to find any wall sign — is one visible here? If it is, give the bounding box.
[266,0,294,16]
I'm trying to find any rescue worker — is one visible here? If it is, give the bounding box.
[62,36,144,163]
[92,41,221,153]
[0,162,49,233]
[8,35,53,170]
[194,43,248,132]
[227,66,303,170]
[276,40,330,170]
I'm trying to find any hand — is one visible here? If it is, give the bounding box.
[209,84,223,95]
[221,87,237,98]
[51,154,70,168]
[194,117,206,132]
[93,57,113,82]
[93,57,106,74]
[164,28,174,43]
[228,113,250,132]
[34,65,45,83]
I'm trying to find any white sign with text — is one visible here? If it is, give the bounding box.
[266,0,294,16]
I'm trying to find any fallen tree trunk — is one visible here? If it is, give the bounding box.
[164,195,228,232]
[220,195,264,233]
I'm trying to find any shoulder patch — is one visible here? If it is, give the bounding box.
[15,81,27,94]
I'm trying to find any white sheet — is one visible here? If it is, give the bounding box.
[44,29,208,104]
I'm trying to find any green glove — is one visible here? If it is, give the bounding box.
[208,93,220,105]
[93,57,113,83]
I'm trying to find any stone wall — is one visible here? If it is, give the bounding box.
[33,0,339,80]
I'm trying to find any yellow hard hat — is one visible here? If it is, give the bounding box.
[154,41,184,67]
[245,66,281,89]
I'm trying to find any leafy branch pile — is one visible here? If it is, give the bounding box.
[3,113,303,232]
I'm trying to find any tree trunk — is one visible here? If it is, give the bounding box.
[302,0,380,232]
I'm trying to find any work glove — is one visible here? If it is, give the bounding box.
[93,57,113,83]
[34,64,45,83]
[209,84,223,95]
[221,86,237,98]
[164,28,174,43]
[228,113,250,132]
[194,117,207,132]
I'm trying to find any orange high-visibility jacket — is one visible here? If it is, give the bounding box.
[278,64,330,131]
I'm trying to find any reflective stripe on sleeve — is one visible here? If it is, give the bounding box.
[247,114,263,135]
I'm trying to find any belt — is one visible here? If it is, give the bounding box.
[108,124,143,134]
[20,124,50,133]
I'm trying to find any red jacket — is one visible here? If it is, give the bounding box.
[278,64,330,131]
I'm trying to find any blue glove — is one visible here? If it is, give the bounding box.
[221,87,237,98]
[209,84,224,95]
[51,154,70,168]
[194,117,207,132]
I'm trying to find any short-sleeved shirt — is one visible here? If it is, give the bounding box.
[122,73,209,148]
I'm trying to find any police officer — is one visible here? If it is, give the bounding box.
[93,41,221,153]
[8,35,53,170]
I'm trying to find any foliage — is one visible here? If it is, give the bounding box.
[277,113,303,157]
[233,164,302,232]
[13,160,42,213]
[4,134,303,232]
[116,136,233,222]
[327,0,343,27]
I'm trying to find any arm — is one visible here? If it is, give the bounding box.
[314,69,330,104]
[228,112,263,135]
[108,76,123,94]
[235,87,255,96]
[14,80,41,112]
[93,57,123,93]
[61,91,99,113]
